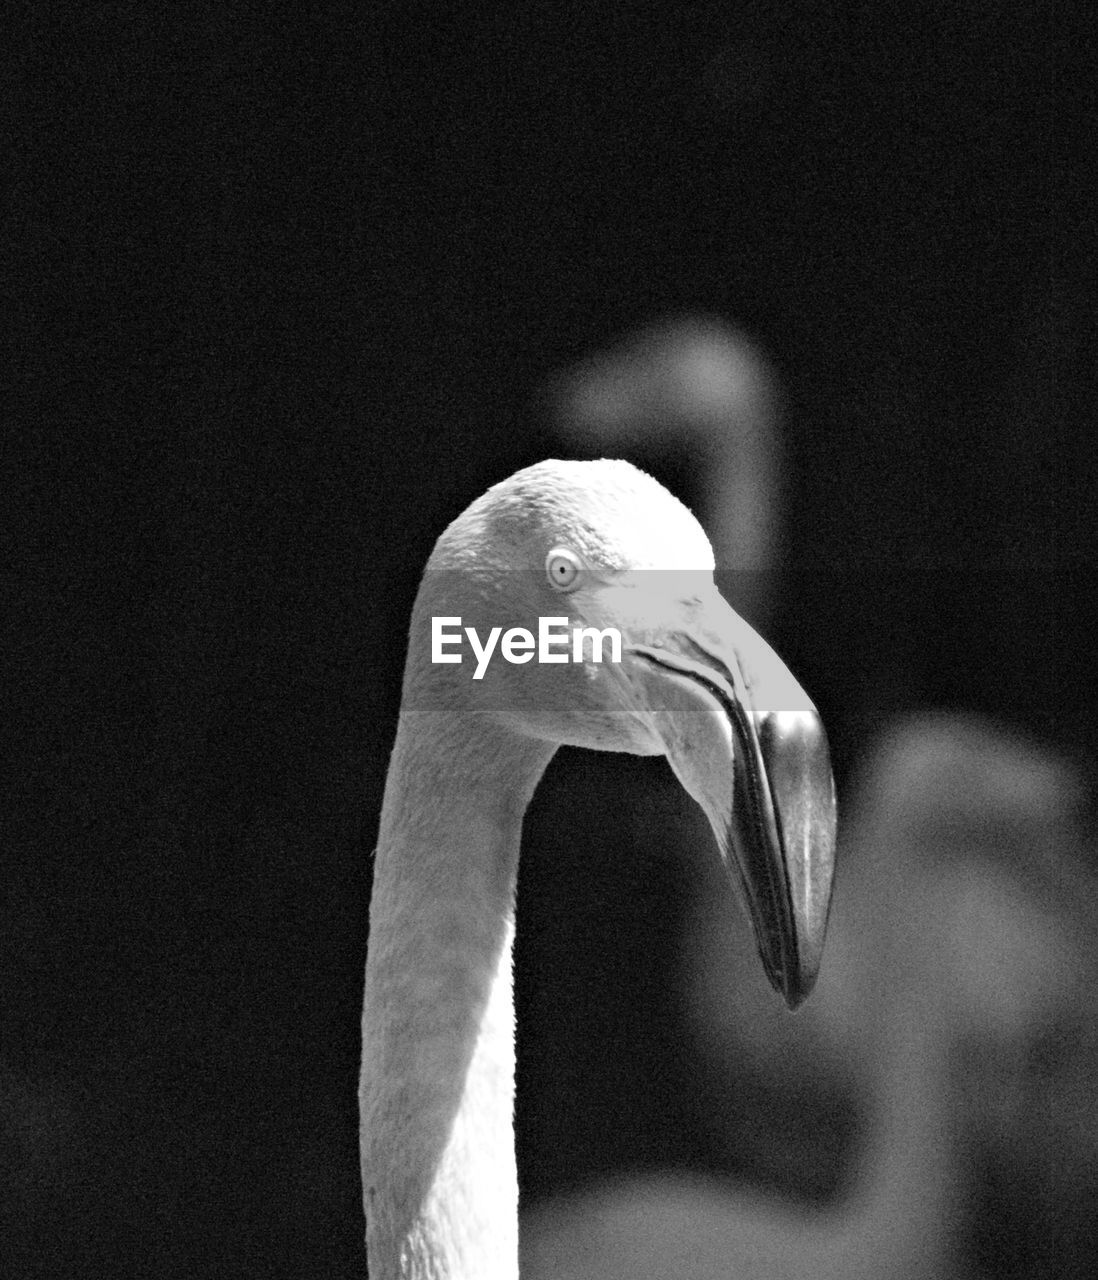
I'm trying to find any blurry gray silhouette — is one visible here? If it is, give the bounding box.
[549,314,784,628]
[523,714,1098,1280]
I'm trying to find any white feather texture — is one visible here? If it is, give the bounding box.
[360,460,723,1279]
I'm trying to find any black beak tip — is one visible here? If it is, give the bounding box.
[757,708,837,1012]
[780,967,817,1011]
[759,946,819,1011]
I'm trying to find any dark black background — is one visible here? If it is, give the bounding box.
[4,3,1094,1275]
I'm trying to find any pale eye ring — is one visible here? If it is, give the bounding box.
[546,547,582,591]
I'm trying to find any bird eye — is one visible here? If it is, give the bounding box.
[546,548,581,591]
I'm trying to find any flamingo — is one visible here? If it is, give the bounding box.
[359,458,837,1279]
[549,314,784,627]
[520,716,1097,1280]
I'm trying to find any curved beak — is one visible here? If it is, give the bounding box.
[626,599,836,1007]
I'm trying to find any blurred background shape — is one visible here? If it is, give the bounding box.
[522,713,1098,1280]
[549,315,784,621]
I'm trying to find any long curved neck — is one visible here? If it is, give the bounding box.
[835,917,962,1280]
[360,708,553,1280]
[838,997,958,1277]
